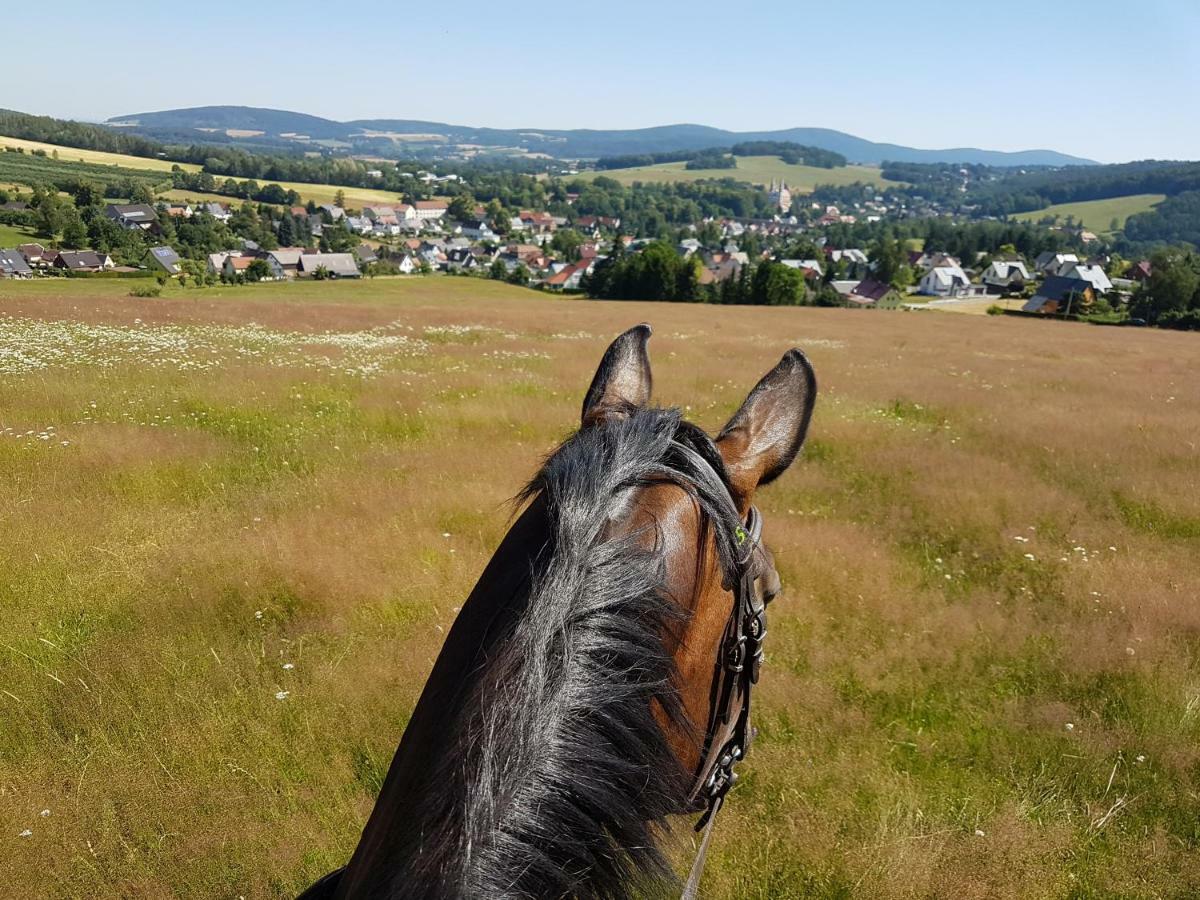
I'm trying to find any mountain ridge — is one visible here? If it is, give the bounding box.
[107,105,1097,167]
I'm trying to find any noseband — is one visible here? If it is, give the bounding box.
[667,441,770,899]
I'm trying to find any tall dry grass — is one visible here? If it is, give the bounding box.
[1,278,1198,898]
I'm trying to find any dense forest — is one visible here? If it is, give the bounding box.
[595,142,846,171]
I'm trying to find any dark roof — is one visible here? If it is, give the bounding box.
[0,249,33,275]
[1035,275,1093,302]
[148,245,181,272]
[106,203,158,222]
[850,278,897,302]
[57,251,106,270]
[1,200,29,211]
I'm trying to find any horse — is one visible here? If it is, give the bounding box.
[300,324,816,899]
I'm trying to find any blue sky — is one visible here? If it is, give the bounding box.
[13,0,1199,162]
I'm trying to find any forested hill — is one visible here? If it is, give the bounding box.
[105,105,1097,166]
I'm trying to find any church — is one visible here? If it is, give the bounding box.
[767,178,793,213]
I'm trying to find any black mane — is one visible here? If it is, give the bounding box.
[403,406,741,899]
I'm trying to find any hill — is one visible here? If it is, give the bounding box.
[108,105,1097,166]
[580,157,903,191]
[1015,194,1166,234]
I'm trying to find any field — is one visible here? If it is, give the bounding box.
[2,279,1199,898]
[0,136,405,210]
[579,156,906,191]
[0,149,172,195]
[1016,194,1166,234]
[0,135,200,173]
[0,222,38,246]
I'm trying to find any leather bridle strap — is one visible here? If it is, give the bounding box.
[667,440,767,899]
[680,795,722,900]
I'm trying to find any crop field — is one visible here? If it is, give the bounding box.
[1015,194,1166,234]
[1,278,1198,898]
[0,137,405,210]
[579,156,905,191]
[0,149,172,195]
[0,136,200,173]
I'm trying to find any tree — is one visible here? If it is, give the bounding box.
[869,236,910,288]
[551,228,584,261]
[277,212,296,248]
[507,263,530,286]
[333,189,346,209]
[129,183,155,205]
[33,192,63,239]
[246,259,272,282]
[448,193,475,222]
[1130,248,1200,322]
[488,259,508,280]
[60,208,87,249]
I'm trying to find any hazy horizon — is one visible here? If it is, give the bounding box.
[8,0,1199,164]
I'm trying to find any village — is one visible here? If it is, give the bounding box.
[0,184,1150,318]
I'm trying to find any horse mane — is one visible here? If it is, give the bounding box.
[400,405,740,900]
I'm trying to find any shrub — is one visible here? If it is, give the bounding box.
[129,284,161,298]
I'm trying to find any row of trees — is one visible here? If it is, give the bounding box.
[582,241,839,306]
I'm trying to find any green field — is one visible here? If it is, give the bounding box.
[579,155,905,191]
[1016,194,1166,233]
[0,222,38,247]
[3,276,1199,897]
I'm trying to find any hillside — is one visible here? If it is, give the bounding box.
[580,157,903,191]
[1015,194,1166,234]
[108,106,1097,166]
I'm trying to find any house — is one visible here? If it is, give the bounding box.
[298,253,361,278]
[1062,263,1112,294]
[202,202,233,223]
[1023,276,1095,314]
[980,260,1031,293]
[16,243,47,267]
[164,203,193,219]
[1129,260,1152,283]
[544,259,592,291]
[412,200,449,222]
[394,254,417,274]
[846,278,903,309]
[459,219,497,241]
[147,245,182,275]
[54,251,114,273]
[918,265,973,297]
[222,256,257,279]
[267,248,307,278]
[319,204,345,222]
[0,248,33,278]
[0,200,29,212]
[781,259,823,277]
[353,244,379,266]
[1033,251,1079,275]
[445,247,480,270]
[827,248,869,266]
[104,204,159,231]
[207,251,238,275]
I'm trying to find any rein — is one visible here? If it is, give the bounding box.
[667,442,768,900]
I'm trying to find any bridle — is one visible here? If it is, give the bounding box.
[667,441,774,899]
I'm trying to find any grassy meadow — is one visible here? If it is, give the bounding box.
[1,278,1199,898]
[0,222,39,247]
[1015,194,1166,234]
[579,156,904,191]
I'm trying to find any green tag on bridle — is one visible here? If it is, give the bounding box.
[735,526,747,545]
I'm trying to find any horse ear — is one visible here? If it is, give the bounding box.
[716,349,816,500]
[581,324,653,425]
